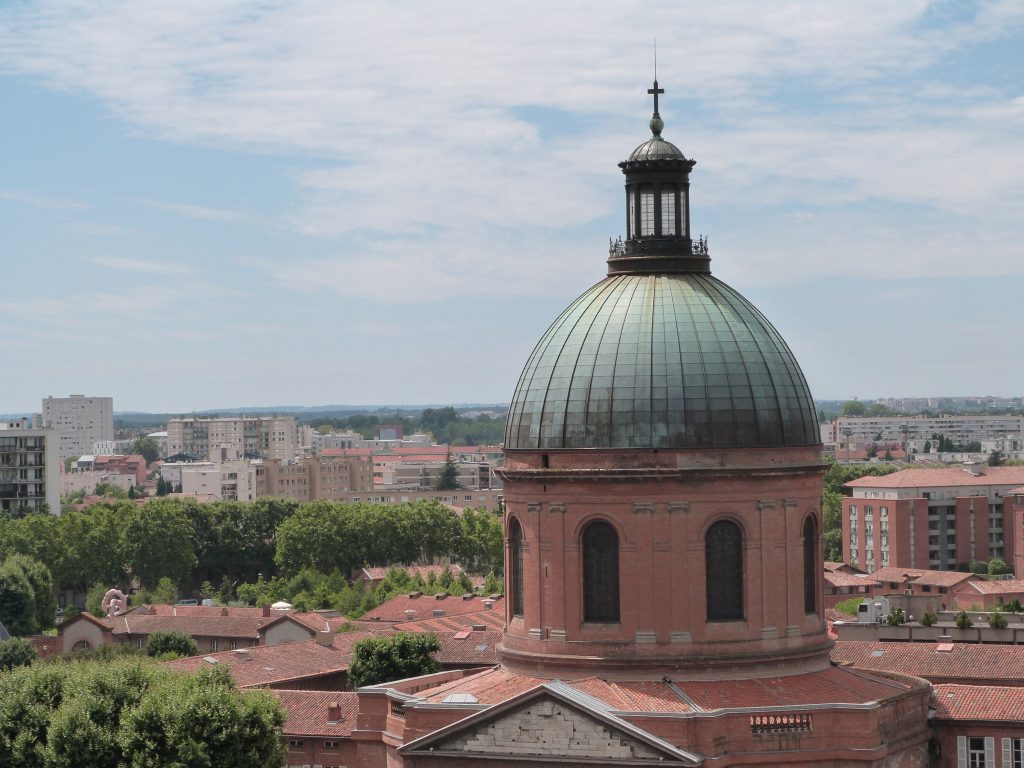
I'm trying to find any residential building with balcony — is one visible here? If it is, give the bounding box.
[0,418,59,515]
[42,394,113,459]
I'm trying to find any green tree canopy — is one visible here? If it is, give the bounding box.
[0,637,36,670]
[349,632,441,688]
[0,559,38,636]
[130,437,160,465]
[121,500,196,589]
[146,630,199,659]
[434,450,460,490]
[0,658,285,768]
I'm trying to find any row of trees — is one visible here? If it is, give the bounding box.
[306,406,506,446]
[0,658,284,767]
[0,498,503,624]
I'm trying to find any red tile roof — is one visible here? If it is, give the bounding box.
[432,630,502,666]
[867,567,979,588]
[105,613,274,639]
[165,631,378,688]
[957,579,1024,595]
[825,608,857,623]
[358,592,502,623]
[844,466,1024,489]
[133,604,270,618]
[932,684,1024,722]
[411,664,914,713]
[674,666,912,710]
[825,571,877,588]
[273,690,358,737]
[832,640,1024,684]
[359,564,464,582]
[392,609,504,633]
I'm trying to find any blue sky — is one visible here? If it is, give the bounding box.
[1,1,1022,413]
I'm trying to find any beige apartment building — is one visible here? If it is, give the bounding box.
[262,455,374,502]
[0,417,60,515]
[42,394,114,459]
[166,416,296,461]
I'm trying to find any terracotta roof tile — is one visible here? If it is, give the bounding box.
[932,684,1024,722]
[674,666,911,710]
[432,631,502,665]
[392,610,504,633]
[825,608,857,622]
[164,631,377,688]
[844,466,1024,489]
[825,571,877,588]
[273,690,358,737]
[958,579,1024,595]
[867,567,979,588]
[832,640,1024,684]
[416,667,544,705]
[358,593,502,623]
[105,614,274,639]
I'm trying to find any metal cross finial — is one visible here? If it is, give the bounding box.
[648,80,664,117]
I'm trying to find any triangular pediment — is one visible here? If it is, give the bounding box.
[401,685,701,765]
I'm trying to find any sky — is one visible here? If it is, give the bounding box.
[1,1,1022,413]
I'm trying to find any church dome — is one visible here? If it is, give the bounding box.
[504,272,819,450]
[626,135,686,162]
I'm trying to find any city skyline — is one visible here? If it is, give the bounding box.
[1,1,1022,412]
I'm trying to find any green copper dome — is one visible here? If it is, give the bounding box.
[504,273,819,450]
[626,136,687,162]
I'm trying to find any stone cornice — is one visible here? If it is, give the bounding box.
[496,462,824,483]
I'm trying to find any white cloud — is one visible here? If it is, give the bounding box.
[0,188,88,210]
[87,255,194,275]
[140,199,247,222]
[0,0,1022,303]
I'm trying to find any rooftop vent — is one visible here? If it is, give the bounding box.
[435,593,449,600]
[404,610,416,620]
[232,649,251,661]
[202,656,218,665]
[962,462,985,476]
[327,702,342,722]
[471,623,486,632]
[462,594,475,601]
[408,591,422,599]
[483,600,494,610]
[432,609,445,618]
[316,630,333,647]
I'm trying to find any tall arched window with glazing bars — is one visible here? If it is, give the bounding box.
[706,520,743,621]
[582,521,620,622]
[510,517,524,618]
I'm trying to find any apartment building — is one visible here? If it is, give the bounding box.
[0,418,59,515]
[262,455,374,502]
[166,416,296,461]
[180,460,264,501]
[842,464,1024,575]
[42,394,114,459]
[831,414,1024,454]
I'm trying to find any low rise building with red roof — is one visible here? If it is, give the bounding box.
[358,592,503,624]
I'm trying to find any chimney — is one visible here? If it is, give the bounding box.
[432,609,446,618]
[261,604,271,617]
[408,591,422,599]
[435,593,448,600]
[327,702,341,722]
[404,610,415,620]
[483,600,494,610]
[471,623,485,632]
[221,607,229,616]
[316,630,333,647]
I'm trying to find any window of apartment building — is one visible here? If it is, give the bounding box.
[324,741,339,750]
[1010,737,1024,768]
[210,640,219,652]
[864,506,873,520]
[958,735,993,767]
[880,506,888,518]
[287,739,304,749]
[849,505,857,518]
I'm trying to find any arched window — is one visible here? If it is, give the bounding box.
[510,517,524,617]
[803,515,817,614]
[583,521,620,622]
[706,520,743,621]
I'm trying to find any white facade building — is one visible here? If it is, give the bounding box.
[166,416,296,461]
[42,395,114,459]
[0,418,60,515]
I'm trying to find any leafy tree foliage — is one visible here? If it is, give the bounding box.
[122,500,196,589]
[0,658,285,768]
[988,558,1011,576]
[435,450,460,490]
[145,630,199,659]
[833,597,865,617]
[150,577,178,606]
[989,610,1008,629]
[840,400,866,416]
[130,437,160,465]
[0,637,36,670]
[349,632,441,688]
[920,611,938,627]
[955,610,973,629]
[3,555,54,632]
[969,560,989,574]
[988,449,1006,467]
[0,555,56,636]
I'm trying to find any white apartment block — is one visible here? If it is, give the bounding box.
[0,418,60,515]
[166,416,296,461]
[42,395,114,459]
[834,414,1024,451]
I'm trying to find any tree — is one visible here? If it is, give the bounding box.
[131,437,160,465]
[0,657,285,768]
[885,607,905,626]
[969,560,989,575]
[955,610,973,630]
[988,558,1011,576]
[349,632,441,688]
[988,449,1006,467]
[3,555,54,632]
[989,610,1008,629]
[151,577,178,606]
[86,581,110,617]
[121,500,196,589]
[920,611,938,627]
[840,400,866,416]
[435,450,460,490]
[923,440,932,454]
[0,637,36,670]
[0,559,37,636]
[145,630,199,659]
